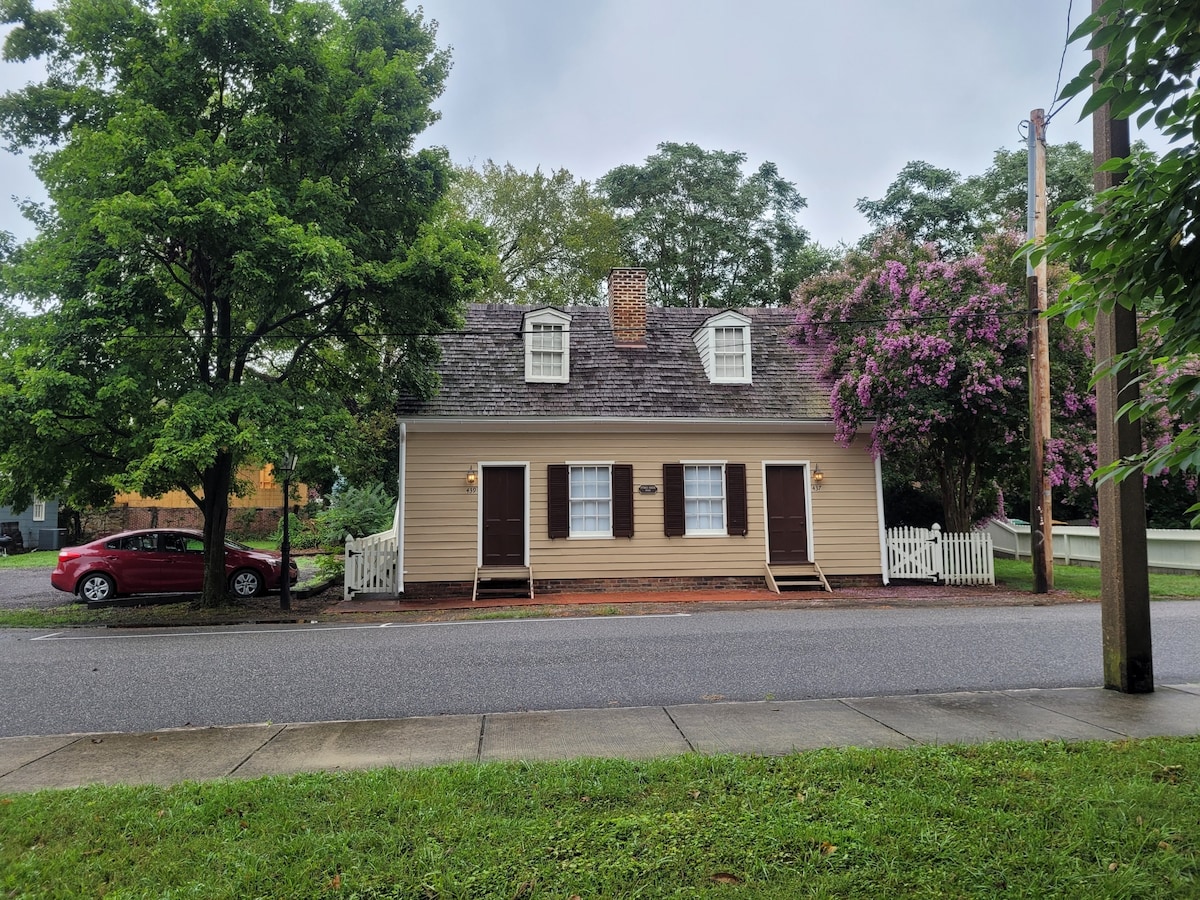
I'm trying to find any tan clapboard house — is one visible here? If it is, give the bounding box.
[394,267,887,600]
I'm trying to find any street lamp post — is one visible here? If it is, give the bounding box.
[278,453,297,611]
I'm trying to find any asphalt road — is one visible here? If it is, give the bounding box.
[4,602,1199,738]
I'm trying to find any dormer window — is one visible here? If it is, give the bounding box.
[523,308,571,383]
[694,311,752,384]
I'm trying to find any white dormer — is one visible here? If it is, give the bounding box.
[523,307,572,383]
[693,310,752,384]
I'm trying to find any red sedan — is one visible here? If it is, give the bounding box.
[51,529,298,603]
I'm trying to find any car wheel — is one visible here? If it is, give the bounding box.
[229,568,263,598]
[79,573,116,603]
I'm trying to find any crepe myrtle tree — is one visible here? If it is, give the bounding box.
[791,231,1102,532]
[0,0,490,605]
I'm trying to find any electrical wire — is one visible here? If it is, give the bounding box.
[36,307,1046,349]
[1044,0,1076,125]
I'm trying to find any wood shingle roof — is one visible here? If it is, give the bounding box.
[398,304,831,421]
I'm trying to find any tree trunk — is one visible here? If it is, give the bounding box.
[938,457,978,534]
[199,450,235,607]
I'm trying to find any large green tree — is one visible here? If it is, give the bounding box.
[857,145,1095,258]
[600,142,822,308]
[1044,0,1200,522]
[448,161,621,306]
[0,0,489,604]
[855,161,981,257]
[966,141,1095,234]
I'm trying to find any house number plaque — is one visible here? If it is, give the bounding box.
[638,484,658,494]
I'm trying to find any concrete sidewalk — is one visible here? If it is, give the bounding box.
[4,684,1200,793]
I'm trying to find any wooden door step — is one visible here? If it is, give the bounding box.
[473,566,534,602]
[765,563,831,593]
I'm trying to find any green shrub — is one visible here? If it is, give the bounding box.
[315,553,345,581]
[315,482,396,547]
[270,512,321,550]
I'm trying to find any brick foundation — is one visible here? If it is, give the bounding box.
[537,575,766,594]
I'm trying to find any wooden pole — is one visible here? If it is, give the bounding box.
[1091,0,1153,693]
[1027,108,1053,592]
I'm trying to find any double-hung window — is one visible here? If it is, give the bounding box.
[569,465,612,537]
[683,465,725,533]
[548,464,634,539]
[663,463,748,537]
[713,327,747,380]
[524,308,571,383]
[531,323,565,377]
[32,498,46,522]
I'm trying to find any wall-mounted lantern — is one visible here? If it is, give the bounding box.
[466,465,478,487]
[811,464,824,491]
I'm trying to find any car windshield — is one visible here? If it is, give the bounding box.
[224,539,252,551]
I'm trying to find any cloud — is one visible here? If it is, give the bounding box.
[0,0,1168,249]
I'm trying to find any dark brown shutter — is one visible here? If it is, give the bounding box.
[613,464,634,538]
[726,463,748,536]
[547,464,569,539]
[663,463,685,537]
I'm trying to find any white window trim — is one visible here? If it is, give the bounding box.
[567,463,614,539]
[682,462,727,537]
[32,498,46,522]
[693,310,752,384]
[523,308,572,383]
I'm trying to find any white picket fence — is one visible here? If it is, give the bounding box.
[886,523,995,585]
[343,512,401,601]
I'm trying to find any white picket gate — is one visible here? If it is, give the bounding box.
[885,523,994,586]
[343,509,401,600]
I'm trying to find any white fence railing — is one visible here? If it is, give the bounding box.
[344,519,400,601]
[886,524,995,586]
[986,520,1200,575]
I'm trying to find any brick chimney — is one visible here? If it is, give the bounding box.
[608,267,647,347]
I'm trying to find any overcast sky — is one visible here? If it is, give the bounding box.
[0,1,1163,249]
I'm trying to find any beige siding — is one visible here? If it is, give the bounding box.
[403,429,883,583]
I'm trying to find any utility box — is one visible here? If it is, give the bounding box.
[38,528,67,551]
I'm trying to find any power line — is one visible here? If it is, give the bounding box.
[1045,0,1076,125]
[31,307,1047,348]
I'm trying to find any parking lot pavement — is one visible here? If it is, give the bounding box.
[0,557,324,612]
[0,568,73,610]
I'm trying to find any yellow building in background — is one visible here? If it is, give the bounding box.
[87,465,307,539]
[112,465,290,510]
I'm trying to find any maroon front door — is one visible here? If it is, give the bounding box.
[482,466,525,566]
[766,466,810,564]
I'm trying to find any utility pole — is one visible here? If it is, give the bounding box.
[1091,0,1153,693]
[1026,108,1053,593]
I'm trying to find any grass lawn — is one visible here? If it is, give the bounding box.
[0,550,59,571]
[995,558,1200,600]
[2,738,1198,898]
